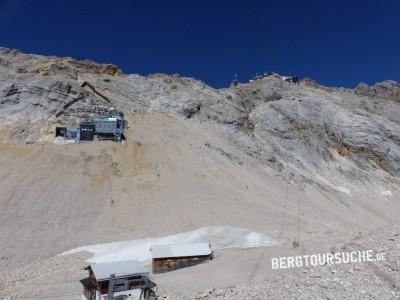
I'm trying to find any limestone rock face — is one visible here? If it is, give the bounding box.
[0,48,400,202]
[0,47,123,77]
[0,47,400,183]
[355,80,400,103]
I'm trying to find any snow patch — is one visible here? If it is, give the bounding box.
[61,226,278,264]
[335,186,352,196]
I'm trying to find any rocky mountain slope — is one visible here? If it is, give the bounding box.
[0,47,399,299]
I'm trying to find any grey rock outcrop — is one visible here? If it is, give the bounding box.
[0,46,399,186]
[355,80,400,103]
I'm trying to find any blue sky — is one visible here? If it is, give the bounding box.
[0,0,399,88]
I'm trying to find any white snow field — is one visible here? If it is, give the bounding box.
[62,226,279,264]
